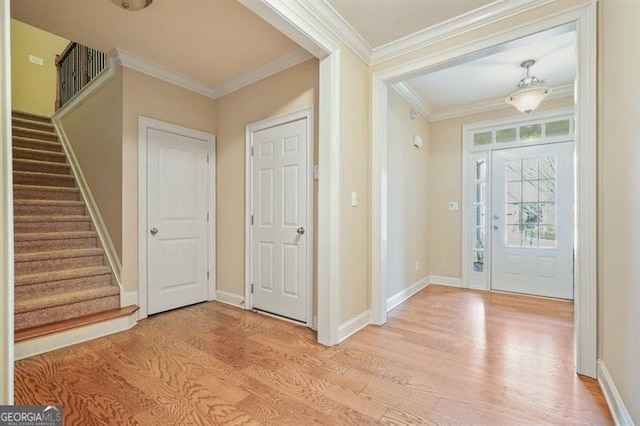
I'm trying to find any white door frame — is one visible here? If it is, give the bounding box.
[245,107,314,327]
[371,3,597,377]
[239,0,342,345]
[138,116,216,319]
[461,107,576,292]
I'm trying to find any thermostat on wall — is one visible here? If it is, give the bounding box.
[413,135,423,148]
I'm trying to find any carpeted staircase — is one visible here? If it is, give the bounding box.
[12,110,121,333]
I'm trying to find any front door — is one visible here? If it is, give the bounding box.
[491,142,574,299]
[251,117,308,322]
[147,128,210,315]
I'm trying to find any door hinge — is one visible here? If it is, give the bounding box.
[251,283,254,294]
[251,214,254,225]
[207,154,210,163]
[207,270,210,279]
[250,146,254,156]
[207,212,209,222]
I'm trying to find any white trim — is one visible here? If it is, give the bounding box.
[597,360,634,426]
[245,107,315,328]
[52,59,123,291]
[386,276,430,312]
[208,138,216,302]
[239,0,341,346]
[214,49,313,98]
[391,83,434,120]
[137,117,216,319]
[430,276,463,288]
[338,310,370,342]
[121,291,138,307]
[215,290,245,308]
[0,0,13,405]
[371,1,597,377]
[15,311,137,361]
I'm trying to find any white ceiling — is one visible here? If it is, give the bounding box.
[326,0,494,48]
[401,28,577,117]
[10,0,301,87]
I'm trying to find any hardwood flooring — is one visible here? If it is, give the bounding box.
[14,285,612,425]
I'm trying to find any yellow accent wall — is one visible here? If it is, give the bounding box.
[10,18,69,117]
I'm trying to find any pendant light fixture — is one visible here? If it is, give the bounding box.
[111,0,153,11]
[505,60,551,114]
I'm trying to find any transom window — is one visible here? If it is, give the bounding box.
[472,118,573,148]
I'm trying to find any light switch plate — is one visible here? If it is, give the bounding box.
[351,191,358,207]
[29,54,43,66]
[448,201,459,211]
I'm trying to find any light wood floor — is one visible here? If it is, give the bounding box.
[15,285,612,425]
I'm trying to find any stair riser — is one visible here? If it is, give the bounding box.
[15,295,120,331]
[15,237,97,253]
[14,204,85,216]
[13,188,80,201]
[12,112,51,124]
[14,220,92,233]
[14,173,75,188]
[12,138,62,153]
[16,273,112,296]
[13,149,66,163]
[12,120,55,133]
[12,128,58,142]
[13,160,71,175]
[15,254,105,275]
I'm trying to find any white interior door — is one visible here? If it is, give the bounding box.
[147,128,209,315]
[491,142,574,299]
[251,118,308,322]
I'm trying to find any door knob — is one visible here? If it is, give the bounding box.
[297,227,305,235]
[493,225,499,230]
[150,227,158,235]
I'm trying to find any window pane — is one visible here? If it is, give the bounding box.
[506,182,521,203]
[506,225,522,246]
[496,127,517,143]
[539,226,557,247]
[473,251,484,272]
[522,225,539,248]
[546,119,571,137]
[473,205,485,227]
[475,183,485,204]
[505,160,521,181]
[539,180,556,201]
[521,203,540,225]
[474,131,492,146]
[539,156,556,180]
[522,158,538,180]
[520,123,542,140]
[522,180,538,202]
[475,159,486,180]
[474,227,485,250]
[506,203,520,224]
[539,202,556,224]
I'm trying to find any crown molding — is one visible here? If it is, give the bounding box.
[213,48,313,98]
[392,82,434,120]
[300,0,372,63]
[112,47,313,100]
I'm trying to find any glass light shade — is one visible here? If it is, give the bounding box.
[505,86,551,114]
[111,0,152,11]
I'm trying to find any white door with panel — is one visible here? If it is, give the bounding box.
[252,118,308,322]
[491,142,574,299]
[147,128,210,315]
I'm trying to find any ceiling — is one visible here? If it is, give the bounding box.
[401,28,577,118]
[10,0,301,87]
[326,0,495,48]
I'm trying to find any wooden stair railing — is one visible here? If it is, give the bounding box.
[55,42,108,111]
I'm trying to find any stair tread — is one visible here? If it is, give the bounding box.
[13,127,58,137]
[13,146,65,156]
[16,265,111,285]
[14,231,97,241]
[14,170,74,179]
[14,215,91,222]
[15,305,139,342]
[14,157,69,166]
[15,284,119,314]
[12,136,61,146]
[14,199,83,206]
[15,248,104,262]
[12,111,51,123]
[13,184,79,193]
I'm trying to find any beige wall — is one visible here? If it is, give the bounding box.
[61,68,123,258]
[10,18,68,117]
[338,47,370,323]
[598,0,640,422]
[387,89,430,298]
[214,59,319,300]
[121,68,217,293]
[428,96,574,279]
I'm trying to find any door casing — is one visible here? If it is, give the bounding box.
[245,107,315,328]
[138,116,216,319]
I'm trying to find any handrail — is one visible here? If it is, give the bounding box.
[55,42,107,111]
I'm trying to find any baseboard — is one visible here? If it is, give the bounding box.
[387,276,430,312]
[338,310,370,342]
[312,315,318,331]
[597,360,634,425]
[215,290,244,308]
[121,291,138,307]
[430,275,462,288]
[15,311,137,360]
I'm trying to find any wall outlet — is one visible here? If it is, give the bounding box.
[448,201,459,211]
[29,54,43,66]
